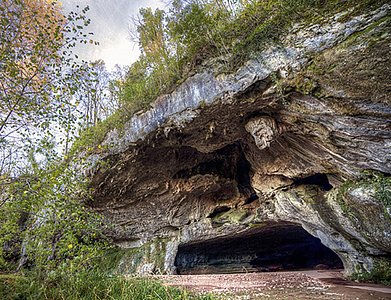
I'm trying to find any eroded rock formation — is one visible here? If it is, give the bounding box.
[88,4,391,277]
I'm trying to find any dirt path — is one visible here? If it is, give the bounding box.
[156,270,391,299]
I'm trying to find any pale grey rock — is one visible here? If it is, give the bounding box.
[245,117,282,150]
[138,263,156,275]
[164,239,179,274]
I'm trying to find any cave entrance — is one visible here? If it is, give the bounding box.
[175,222,343,274]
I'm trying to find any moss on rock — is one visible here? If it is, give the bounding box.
[211,209,249,225]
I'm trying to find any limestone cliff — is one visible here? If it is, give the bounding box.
[88,4,391,278]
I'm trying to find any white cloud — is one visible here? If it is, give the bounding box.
[61,0,166,70]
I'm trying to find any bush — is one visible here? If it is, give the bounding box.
[351,258,391,286]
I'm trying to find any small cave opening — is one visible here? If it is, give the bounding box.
[172,142,258,203]
[208,206,231,218]
[294,173,333,191]
[236,148,259,204]
[175,222,343,275]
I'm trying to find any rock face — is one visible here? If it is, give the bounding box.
[89,4,391,277]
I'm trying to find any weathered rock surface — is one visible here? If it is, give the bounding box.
[89,4,391,277]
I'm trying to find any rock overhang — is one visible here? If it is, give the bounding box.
[88,4,391,276]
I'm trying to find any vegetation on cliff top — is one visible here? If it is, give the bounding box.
[122,0,387,110]
[76,0,389,152]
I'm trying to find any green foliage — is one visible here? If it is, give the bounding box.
[0,1,116,286]
[60,0,390,155]
[336,171,391,220]
[122,57,163,110]
[0,151,110,273]
[358,171,391,208]
[0,269,216,300]
[2,2,390,299]
[372,175,391,208]
[115,0,389,135]
[70,108,127,154]
[0,1,94,145]
[168,1,231,62]
[351,258,391,286]
[0,248,214,299]
[0,2,218,300]
[69,0,389,154]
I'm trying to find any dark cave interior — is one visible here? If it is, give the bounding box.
[175,222,343,274]
[172,142,259,203]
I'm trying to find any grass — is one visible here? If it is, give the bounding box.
[0,270,216,300]
[0,248,217,299]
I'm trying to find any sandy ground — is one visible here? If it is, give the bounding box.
[156,270,391,300]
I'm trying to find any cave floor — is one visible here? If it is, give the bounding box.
[156,270,391,300]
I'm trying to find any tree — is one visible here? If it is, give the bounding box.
[0,0,63,140]
[108,64,129,111]
[134,8,181,92]
[0,1,107,272]
[0,0,94,164]
[76,60,112,128]
[0,144,108,272]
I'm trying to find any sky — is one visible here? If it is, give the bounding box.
[61,0,166,70]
